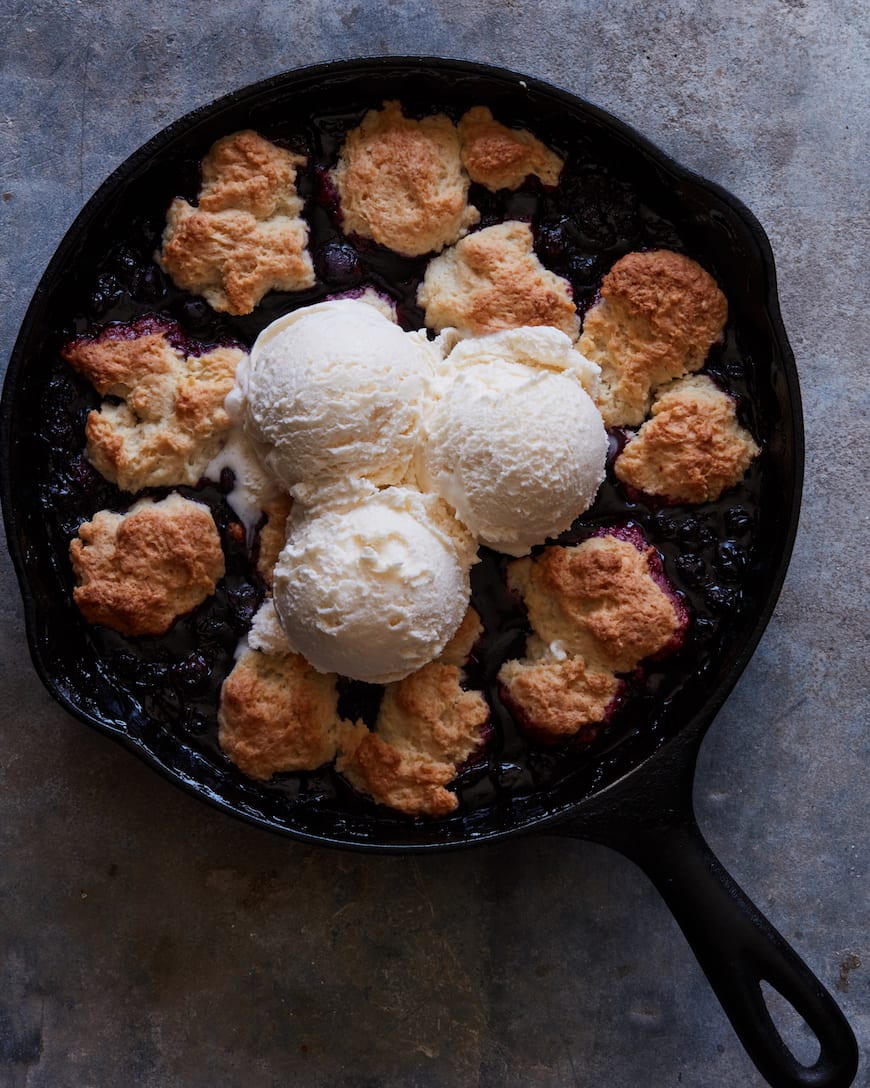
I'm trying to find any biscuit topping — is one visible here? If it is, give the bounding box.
[62,317,243,493]
[160,130,314,314]
[332,100,480,257]
[218,650,342,779]
[334,607,488,817]
[459,106,563,191]
[508,532,687,673]
[578,249,727,426]
[69,493,225,637]
[418,221,579,339]
[615,375,760,502]
[497,529,688,743]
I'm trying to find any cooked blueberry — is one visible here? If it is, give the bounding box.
[704,584,740,613]
[654,512,680,537]
[131,265,166,303]
[569,252,599,283]
[315,241,362,285]
[179,298,212,327]
[91,273,124,314]
[716,542,746,578]
[194,614,228,641]
[181,710,211,736]
[536,223,567,262]
[114,246,139,276]
[65,454,101,491]
[678,518,713,550]
[675,553,706,586]
[227,583,258,627]
[315,167,341,216]
[726,506,754,535]
[561,169,640,247]
[171,651,212,690]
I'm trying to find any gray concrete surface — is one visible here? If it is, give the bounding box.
[1,2,867,1086]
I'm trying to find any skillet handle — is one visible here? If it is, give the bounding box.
[587,814,858,1088]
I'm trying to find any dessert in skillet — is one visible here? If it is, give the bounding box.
[55,107,761,819]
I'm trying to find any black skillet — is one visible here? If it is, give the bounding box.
[0,58,859,1088]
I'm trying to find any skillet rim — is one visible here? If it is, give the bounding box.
[0,55,804,852]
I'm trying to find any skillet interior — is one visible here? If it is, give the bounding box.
[0,58,801,850]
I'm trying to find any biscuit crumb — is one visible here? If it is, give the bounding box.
[70,493,224,636]
[418,221,579,339]
[247,597,292,657]
[578,249,727,426]
[63,318,243,493]
[332,100,479,257]
[218,650,342,778]
[160,130,314,314]
[615,374,760,502]
[459,106,563,191]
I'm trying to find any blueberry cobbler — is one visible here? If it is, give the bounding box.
[43,100,762,819]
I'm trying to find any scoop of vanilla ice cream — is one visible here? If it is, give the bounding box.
[442,325,601,396]
[272,486,477,684]
[232,299,433,501]
[419,329,608,556]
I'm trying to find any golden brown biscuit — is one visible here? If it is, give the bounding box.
[256,492,293,586]
[217,649,342,779]
[498,655,621,742]
[197,130,306,218]
[159,130,314,315]
[246,598,292,657]
[615,375,760,502]
[458,106,563,191]
[63,321,243,493]
[336,722,459,819]
[332,100,479,257]
[334,606,486,818]
[417,221,579,339]
[578,249,727,426]
[160,202,314,315]
[69,494,224,637]
[508,533,685,673]
[437,605,483,667]
[377,661,489,766]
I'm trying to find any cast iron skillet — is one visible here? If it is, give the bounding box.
[0,58,858,1088]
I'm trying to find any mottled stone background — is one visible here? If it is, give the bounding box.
[0,2,867,1086]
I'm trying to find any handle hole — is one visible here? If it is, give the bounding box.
[760,980,822,1068]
